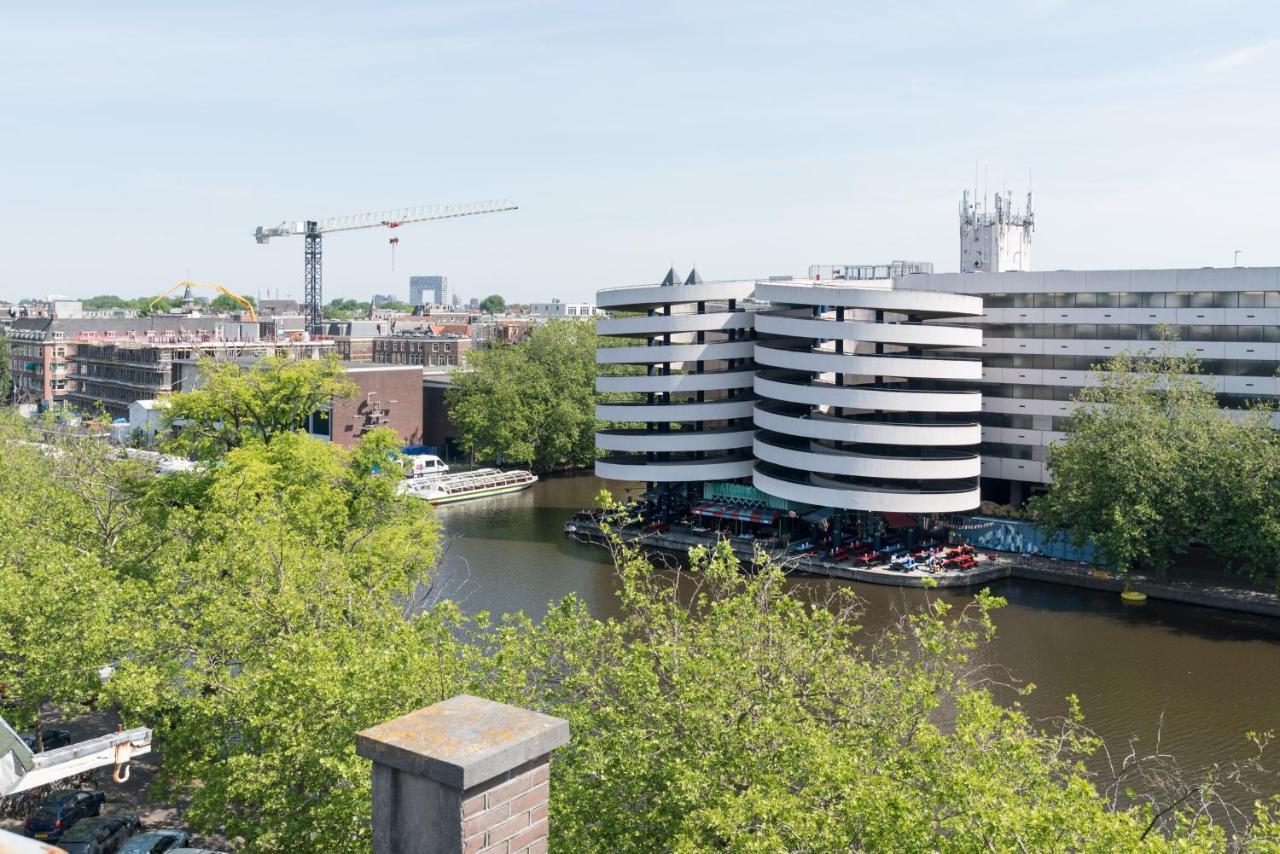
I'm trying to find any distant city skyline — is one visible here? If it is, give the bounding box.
[2,2,1277,304]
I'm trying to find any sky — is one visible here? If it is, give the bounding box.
[1,1,1278,305]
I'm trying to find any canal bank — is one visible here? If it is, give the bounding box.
[563,517,1280,619]
[433,472,1280,812]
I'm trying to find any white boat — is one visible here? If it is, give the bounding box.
[402,467,538,505]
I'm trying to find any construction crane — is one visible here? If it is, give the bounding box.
[254,200,519,333]
[148,280,259,321]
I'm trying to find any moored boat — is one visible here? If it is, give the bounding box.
[402,467,538,505]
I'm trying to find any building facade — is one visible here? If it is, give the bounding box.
[371,334,471,368]
[593,271,986,523]
[594,270,758,483]
[307,364,424,448]
[905,265,1280,502]
[751,281,983,514]
[410,276,448,307]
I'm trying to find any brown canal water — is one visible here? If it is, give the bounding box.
[434,472,1280,796]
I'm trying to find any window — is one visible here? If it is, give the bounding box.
[1034,293,1055,308]
[1237,326,1265,342]
[1095,293,1118,308]
[986,294,1013,308]
[1053,293,1074,308]
[1166,292,1191,307]
[1188,325,1216,341]
[1213,292,1239,308]
[1074,293,1097,308]
[1117,292,1141,308]
[1190,292,1215,308]
[1141,292,1166,308]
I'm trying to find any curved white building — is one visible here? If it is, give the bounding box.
[751,281,984,515]
[595,269,757,484]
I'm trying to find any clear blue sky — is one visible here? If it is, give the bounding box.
[2,1,1277,305]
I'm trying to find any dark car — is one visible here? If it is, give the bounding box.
[119,830,193,854]
[24,789,106,841]
[58,814,143,854]
[19,728,73,751]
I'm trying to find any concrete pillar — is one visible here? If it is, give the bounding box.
[356,695,570,854]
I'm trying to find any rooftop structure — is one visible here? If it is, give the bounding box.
[960,190,1034,273]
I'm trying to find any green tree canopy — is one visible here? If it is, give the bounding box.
[447,319,599,471]
[208,293,256,313]
[161,354,356,459]
[479,294,506,314]
[1030,335,1280,580]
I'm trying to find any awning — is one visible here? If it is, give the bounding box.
[881,511,918,529]
[692,503,779,524]
[801,507,834,524]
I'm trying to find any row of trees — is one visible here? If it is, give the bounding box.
[2,376,1277,849]
[78,294,256,314]
[1032,340,1280,583]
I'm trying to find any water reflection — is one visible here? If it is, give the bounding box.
[433,472,1280,797]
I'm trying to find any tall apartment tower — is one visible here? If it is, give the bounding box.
[409,275,448,307]
[960,190,1034,273]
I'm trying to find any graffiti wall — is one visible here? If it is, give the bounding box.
[954,516,1100,563]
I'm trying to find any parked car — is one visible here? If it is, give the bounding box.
[19,728,73,751]
[23,789,106,841]
[119,830,193,854]
[58,814,142,854]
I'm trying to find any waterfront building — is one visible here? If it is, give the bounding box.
[752,280,983,514]
[593,269,985,526]
[594,268,757,484]
[905,265,1280,503]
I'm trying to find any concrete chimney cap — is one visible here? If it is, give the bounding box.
[355,695,569,790]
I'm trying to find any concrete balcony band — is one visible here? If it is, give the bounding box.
[752,435,981,480]
[597,340,755,365]
[596,369,756,394]
[595,397,756,422]
[597,311,753,337]
[753,463,982,514]
[754,312,982,348]
[753,374,981,413]
[753,402,982,446]
[595,427,756,453]
[596,280,758,311]
[595,455,756,483]
[754,282,983,318]
[754,342,983,381]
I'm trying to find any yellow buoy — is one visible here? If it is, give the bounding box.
[1120,589,1147,603]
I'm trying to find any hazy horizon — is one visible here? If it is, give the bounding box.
[2,1,1277,305]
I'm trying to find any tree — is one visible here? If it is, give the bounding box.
[323,298,370,320]
[162,354,356,459]
[447,320,599,471]
[208,293,256,313]
[1029,335,1280,581]
[479,294,506,314]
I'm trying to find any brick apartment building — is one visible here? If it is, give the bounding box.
[372,333,472,368]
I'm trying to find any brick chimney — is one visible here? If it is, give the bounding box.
[356,695,570,854]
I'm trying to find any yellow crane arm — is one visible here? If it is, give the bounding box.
[147,280,258,321]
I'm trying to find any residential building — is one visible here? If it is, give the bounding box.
[410,275,448,307]
[258,298,301,316]
[371,333,471,369]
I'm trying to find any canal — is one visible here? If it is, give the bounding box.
[435,472,1280,799]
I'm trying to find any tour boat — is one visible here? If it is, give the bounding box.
[401,467,538,505]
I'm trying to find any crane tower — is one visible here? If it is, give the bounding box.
[255,200,518,332]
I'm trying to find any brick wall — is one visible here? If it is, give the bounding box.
[460,756,551,854]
